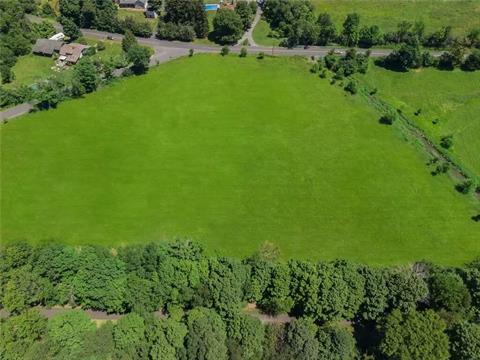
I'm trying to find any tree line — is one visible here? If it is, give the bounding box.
[261,0,480,50]
[1,240,479,359]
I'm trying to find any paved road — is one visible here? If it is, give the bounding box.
[0,103,33,122]
[81,28,402,58]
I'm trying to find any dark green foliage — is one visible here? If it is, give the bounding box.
[438,43,465,70]
[127,45,152,75]
[164,0,208,38]
[431,162,450,176]
[184,307,228,360]
[0,309,47,360]
[1,242,479,359]
[206,257,249,316]
[379,110,398,125]
[344,79,358,94]
[428,269,471,321]
[358,25,382,48]
[71,246,126,313]
[340,13,360,47]
[227,313,264,360]
[262,0,314,34]
[80,321,115,360]
[240,46,248,57]
[61,17,82,40]
[157,21,195,42]
[235,0,255,31]
[424,26,453,48]
[317,13,336,46]
[455,179,474,194]
[0,64,14,84]
[383,43,422,71]
[257,51,265,59]
[72,58,99,94]
[41,2,56,17]
[122,29,137,53]
[213,9,244,45]
[449,322,480,360]
[31,21,56,39]
[113,313,146,360]
[462,49,480,71]
[259,263,293,315]
[317,324,357,360]
[45,310,96,360]
[440,134,453,149]
[147,317,187,360]
[285,318,319,360]
[386,268,429,312]
[359,267,389,321]
[121,16,153,38]
[379,309,449,360]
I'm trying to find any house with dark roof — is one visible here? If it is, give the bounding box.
[118,0,148,9]
[58,43,89,65]
[33,39,64,57]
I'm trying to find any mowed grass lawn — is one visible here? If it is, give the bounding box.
[1,55,479,265]
[5,54,55,89]
[254,0,480,46]
[360,65,480,180]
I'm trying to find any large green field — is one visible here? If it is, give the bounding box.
[360,65,480,180]
[254,0,480,46]
[1,55,479,264]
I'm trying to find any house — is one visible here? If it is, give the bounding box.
[118,0,148,9]
[58,43,89,65]
[144,10,158,19]
[49,32,66,41]
[32,39,64,56]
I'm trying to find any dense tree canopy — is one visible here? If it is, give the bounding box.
[0,241,479,359]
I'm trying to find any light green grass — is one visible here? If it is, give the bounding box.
[252,19,283,47]
[85,38,123,61]
[5,55,55,88]
[312,0,480,36]
[1,55,479,265]
[360,65,480,180]
[254,0,480,46]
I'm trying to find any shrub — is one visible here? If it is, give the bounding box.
[455,180,473,194]
[344,80,358,94]
[431,162,450,176]
[257,52,265,59]
[239,47,248,58]
[379,111,398,125]
[319,69,327,78]
[440,135,453,149]
[462,49,480,71]
[220,46,230,56]
[157,21,195,42]
[189,48,194,57]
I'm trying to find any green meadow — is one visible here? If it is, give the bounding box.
[1,55,479,264]
[360,65,480,180]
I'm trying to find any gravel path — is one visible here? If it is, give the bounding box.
[237,7,262,47]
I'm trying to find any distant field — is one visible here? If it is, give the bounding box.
[254,0,480,46]
[1,55,479,265]
[360,65,480,180]
[313,0,480,35]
